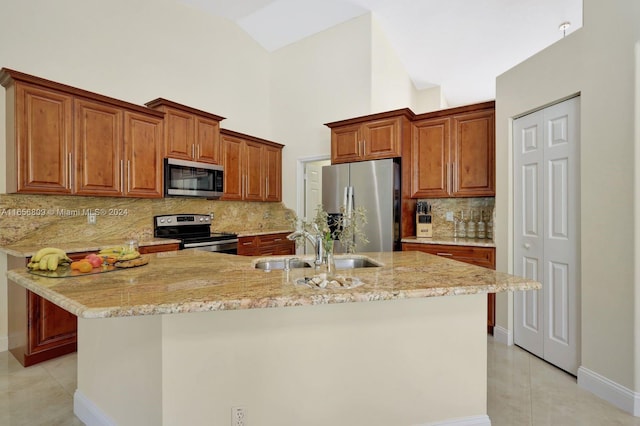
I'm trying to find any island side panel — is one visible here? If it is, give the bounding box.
[75,315,163,426]
[162,295,488,426]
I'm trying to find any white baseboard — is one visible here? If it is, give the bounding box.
[578,366,640,416]
[0,335,7,353]
[420,414,491,426]
[492,326,513,346]
[74,389,117,426]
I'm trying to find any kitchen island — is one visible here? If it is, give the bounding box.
[7,250,539,426]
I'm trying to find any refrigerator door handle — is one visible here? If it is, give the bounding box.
[347,186,354,218]
[343,186,349,212]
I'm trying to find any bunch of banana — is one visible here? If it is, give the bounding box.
[98,246,125,256]
[28,247,72,271]
[98,245,140,261]
[116,250,141,261]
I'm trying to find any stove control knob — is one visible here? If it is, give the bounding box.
[167,218,172,223]
[199,217,204,222]
[159,218,165,223]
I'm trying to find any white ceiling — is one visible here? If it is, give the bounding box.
[178,0,583,106]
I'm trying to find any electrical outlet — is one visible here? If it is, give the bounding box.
[209,212,215,220]
[87,212,97,225]
[445,211,454,222]
[231,406,246,426]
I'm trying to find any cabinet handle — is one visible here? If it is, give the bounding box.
[127,160,131,193]
[120,160,124,193]
[265,177,269,197]
[192,144,195,159]
[196,144,200,159]
[363,139,366,156]
[436,252,453,257]
[242,175,245,196]
[67,152,72,190]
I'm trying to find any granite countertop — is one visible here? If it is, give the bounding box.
[7,250,539,319]
[401,236,496,248]
[0,238,182,258]
[234,229,294,237]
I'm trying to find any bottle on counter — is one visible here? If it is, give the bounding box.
[456,210,466,238]
[486,209,494,240]
[477,210,486,239]
[467,210,476,239]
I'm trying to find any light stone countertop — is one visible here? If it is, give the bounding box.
[235,229,294,237]
[0,238,182,258]
[7,250,539,319]
[401,236,496,248]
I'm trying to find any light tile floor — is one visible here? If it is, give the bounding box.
[1,338,639,425]
[487,337,640,425]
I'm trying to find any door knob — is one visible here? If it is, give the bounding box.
[524,243,531,249]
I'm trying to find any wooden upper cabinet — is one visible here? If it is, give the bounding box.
[11,83,73,194]
[74,98,123,196]
[244,140,264,201]
[145,98,224,165]
[195,116,221,164]
[220,132,244,200]
[220,129,284,202]
[410,101,495,198]
[124,111,164,198]
[326,109,413,164]
[411,117,450,198]
[452,109,495,196]
[0,68,165,198]
[264,144,282,202]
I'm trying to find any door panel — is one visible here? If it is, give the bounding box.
[514,97,580,375]
[514,110,544,358]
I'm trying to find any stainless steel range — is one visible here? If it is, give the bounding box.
[153,214,238,254]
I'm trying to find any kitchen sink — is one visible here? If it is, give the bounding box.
[254,259,312,270]
[254,256,381,271]
[333,257,381,269]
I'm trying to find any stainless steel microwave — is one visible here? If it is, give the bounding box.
[163,158,224,198]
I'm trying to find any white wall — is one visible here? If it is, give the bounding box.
[495,0,639,392]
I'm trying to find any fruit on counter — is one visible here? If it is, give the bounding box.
[116,250,141,261]
[27,247,73,271]
[98,246,141,261]
[84,254,103,268]
[77,261,93,273]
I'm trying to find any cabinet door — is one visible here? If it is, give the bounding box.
[195,116,221,164]
[361,117,401,160]
[238,236,259,256]
[264,145,282,202]
[331,123,361,164]
[221,134,243,200]
[74,98,123,196]
[452,110,495,196]
[244,140,264,201]
[124,111,163,198]
[15,84,73,194]
[411,117,450,198]
[29,292,77,351]
[164,108,195,160]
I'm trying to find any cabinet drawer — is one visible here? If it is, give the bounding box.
[402,243,495,269]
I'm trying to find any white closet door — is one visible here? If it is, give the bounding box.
[513,97,580,375]
[541,98,580,374]
[514,111,545,358]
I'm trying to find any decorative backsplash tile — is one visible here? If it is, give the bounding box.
[0,194,295,246]
[417,197,495,239]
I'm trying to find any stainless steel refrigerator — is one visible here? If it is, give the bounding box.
[322,159,400,253]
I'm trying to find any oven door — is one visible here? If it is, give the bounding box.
[184,240,238,254]
[164,158,224,198]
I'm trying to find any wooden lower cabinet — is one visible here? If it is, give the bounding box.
[402,242,496,334]
[238,232,295,256]
[8,243,179,366]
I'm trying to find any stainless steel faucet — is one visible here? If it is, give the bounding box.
[287,224,324,267]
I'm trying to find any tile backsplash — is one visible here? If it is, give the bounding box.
[0,194,295,246]
[416,197,495,239]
